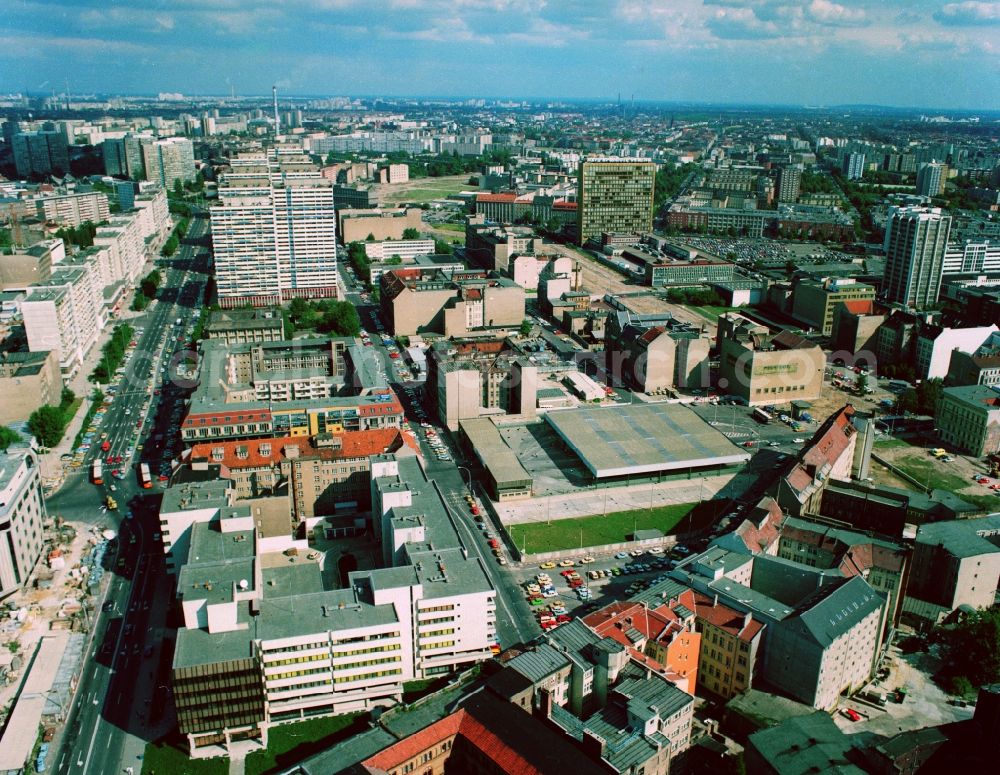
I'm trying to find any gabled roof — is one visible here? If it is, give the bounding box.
[784,577,884,648]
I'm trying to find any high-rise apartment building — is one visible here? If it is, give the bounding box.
[12,131,70,178]
[842,152,865,181]
[101,134,145,179]
[140,137,196,188]
[577,158,656,244]
[883,206,952,310]
[916,162,946,197]
[210,158,340,307]
[775,165,801,203]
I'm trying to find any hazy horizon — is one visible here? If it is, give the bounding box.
[3,0,999,111]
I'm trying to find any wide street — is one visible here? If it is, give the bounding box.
[50,213,211,775]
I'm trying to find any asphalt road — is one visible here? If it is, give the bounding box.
[51,214,211,775]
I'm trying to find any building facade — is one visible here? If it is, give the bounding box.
[0,351,63,426]
[0,449,47,600]
[936,384,1000,456]
[790,278,876,336]
[211,163,340,307]
[883,206,952,310]
[140,137,196,188]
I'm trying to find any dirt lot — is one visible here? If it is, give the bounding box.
[833,641,975,735]
[377,174,473,205]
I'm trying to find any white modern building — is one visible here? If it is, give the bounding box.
[35,191,110,227]
[168,453,497,756]
[363,239,434,262]
[0,448,47,600]
[943,239,1000,276]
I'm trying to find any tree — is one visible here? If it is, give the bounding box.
[402,228,421,240]
[519,319,533,337]
[161,235,179,257]
[916,377,944,416]
[896,388,919,415]
[433,239,454,255]
[28,405,66,448]
[935,606,1000,689]
[0,427,21,450]
[856,373,869,395]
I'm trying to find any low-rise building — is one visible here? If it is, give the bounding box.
[170,454,498,757]
[717,315,825,406]
[338,207,422,244]
[0,448,47,600]
[380,268,524,337]
[427,337,537,431]
[690,591,765,701]
[904,515,1000,624]
[584,596,702,694]
[790,277,876,337]
[185,429,415,520]
[0,350,62,426]
[203,308,285,345]
[606,310,711,392]
[936,384,1000,456]
[642,254,736,288]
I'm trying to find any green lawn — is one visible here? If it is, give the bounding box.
[693,306,737,324]
[508,502,699,554]
[383,177,471,204]
[891,456,971,493]
[874,437,911,450]
[244,713,368,775]
[142,736,229,775]
[435,222,465,233]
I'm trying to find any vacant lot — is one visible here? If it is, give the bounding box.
[380,175,472,204]
[873,439,1000,511]
[507,503,697,553]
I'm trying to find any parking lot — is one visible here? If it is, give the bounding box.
[507,548,692,630]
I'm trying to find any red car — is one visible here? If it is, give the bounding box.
[488,539,500,549]
[106,455,114,464]
[560,569,575,577]
[743,441,755,448]
[556,615,571,623]
[840,708,862,722]
[978,477,990,485]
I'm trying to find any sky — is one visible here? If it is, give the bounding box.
[1,0,999,110]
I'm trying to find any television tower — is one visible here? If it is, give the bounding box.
[272,85,280,134]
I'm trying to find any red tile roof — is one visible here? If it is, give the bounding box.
[841,299,876,315]
[692,592,765,642]
[187,429,412,469]
[365,712,463,770]
[476,193,518,203]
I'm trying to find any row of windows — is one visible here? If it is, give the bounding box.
[333,667,401,684]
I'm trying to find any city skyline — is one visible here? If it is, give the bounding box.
[2,0,999,111]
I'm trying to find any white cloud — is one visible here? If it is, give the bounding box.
[807,0,866,26]
[935,1,1000,25]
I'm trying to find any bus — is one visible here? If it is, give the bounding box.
[91,460,103,485]
[752,407,773,424]
[139,463,152,489]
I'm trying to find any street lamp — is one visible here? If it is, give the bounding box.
[456,466,473,498]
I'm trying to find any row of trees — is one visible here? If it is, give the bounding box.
[663,287,726,306]
[55,220,100,249]
[654,163,698,210]
[27,387,78,448]
[90,323,135,384]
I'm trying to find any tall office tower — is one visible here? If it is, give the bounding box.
[843,152,866,181]
[776,165,801,203]
[210,163,340,307]
[883,206,952,310]
[916,162,946,197]
[577,157,656,245]
[12,131,70,177]
[140,137,196,188]
[272,85,280,133]
[101,134,145,178]
[201,115,217,136]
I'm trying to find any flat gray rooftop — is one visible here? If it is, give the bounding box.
[544,403,751,478]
